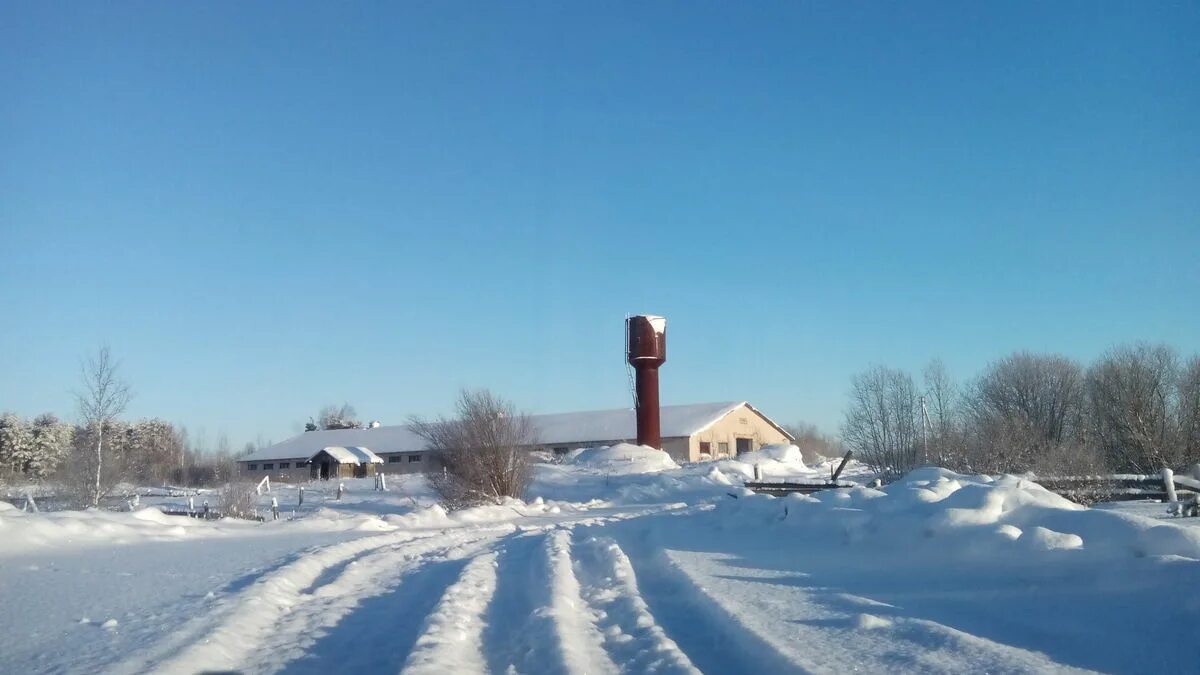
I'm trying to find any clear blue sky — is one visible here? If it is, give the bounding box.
[2,2,1197,450]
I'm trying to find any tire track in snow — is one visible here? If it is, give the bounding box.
[241,527,514,674]
[109,528,442,675]
[481,531,553,674]
[608,532,808,675]
[121,526,511,675]
[539,529,620,675]
[618,535,1086,674]
[569,535,699,675]
[276,533,508,674]
[401,550,501,674]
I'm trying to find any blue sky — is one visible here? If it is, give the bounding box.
[2,2,1197,450]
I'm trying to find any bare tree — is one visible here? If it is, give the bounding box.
[1087,343,1182,473]
[922,359,962,466]
[1180,356,1200,463]
[782,422,843,464]
[74,346,132,507]
[841,366,920,480]
[966,352,1086,444]
[409,389,536,508]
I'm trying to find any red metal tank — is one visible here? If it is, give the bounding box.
[626,315,666,449]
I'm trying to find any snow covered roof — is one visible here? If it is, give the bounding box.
[309,446,383,465]
[241,401,790,462]
[532,401,747,446]
[244,426,429,462]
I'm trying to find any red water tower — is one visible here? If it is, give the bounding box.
[626,315,666,448]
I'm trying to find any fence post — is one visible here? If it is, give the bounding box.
[271,496,279,521]
[298,486,304,506]
[379,473,387,491]
[1163,468,1179,514]
[337,482,344,501]
[753,464,762,481]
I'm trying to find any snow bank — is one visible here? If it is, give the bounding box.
[708,443,810,480]
[0,506,254,556]
[566,443,679,475]
[715,467,1200,562]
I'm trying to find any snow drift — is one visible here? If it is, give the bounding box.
[565,443,679,475]
[717,467,1200,561]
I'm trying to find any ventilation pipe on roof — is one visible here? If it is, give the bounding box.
[626,315,666,449]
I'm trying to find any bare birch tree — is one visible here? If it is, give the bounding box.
[409,389,535,508]
[74,346,132,507]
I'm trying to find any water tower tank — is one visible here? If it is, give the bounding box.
[626,315,666,366]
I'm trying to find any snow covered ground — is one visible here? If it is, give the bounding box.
[2,447,1198,674]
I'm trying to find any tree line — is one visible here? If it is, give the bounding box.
[842,343,1200,480]
[0,347,249,506]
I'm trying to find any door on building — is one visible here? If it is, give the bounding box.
[320,461,331,480]
[735,438,753,455]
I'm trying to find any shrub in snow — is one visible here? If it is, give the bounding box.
[219,481,259,520]
[409,389,534,509]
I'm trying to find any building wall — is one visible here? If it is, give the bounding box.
[686,404,791,462]
[660,437,691,463]
[239,459,311,484]
[378,451,440,474]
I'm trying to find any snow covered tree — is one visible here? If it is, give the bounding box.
[0,413,33,480]
[317,403,360,430]
[125,419,184,484]
[27,414,72,480]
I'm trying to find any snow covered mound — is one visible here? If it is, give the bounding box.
[710,443,810,480]
[565,443,679,475]
[721,467,1200,561]
[741,443,806,465]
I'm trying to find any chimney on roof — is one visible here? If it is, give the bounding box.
[626,315,666,449]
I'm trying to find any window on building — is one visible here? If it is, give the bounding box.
[699,441,711,455]
[408,454,422,463]
[262,463,274,470]
[279,462,289,469]
[717,442,729,456]
[248,463,258,471]
[389,455,402,463]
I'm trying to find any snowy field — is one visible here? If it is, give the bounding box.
[2,445,1199,674]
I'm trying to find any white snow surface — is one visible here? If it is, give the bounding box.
[2,465,1199,674]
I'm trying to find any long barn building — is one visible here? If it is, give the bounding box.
[238,401,793,482]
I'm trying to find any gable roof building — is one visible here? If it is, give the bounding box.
[239,401,792,480]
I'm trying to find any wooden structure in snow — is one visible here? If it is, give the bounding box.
[307,446,383,480]
[1034,468,1200,507]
